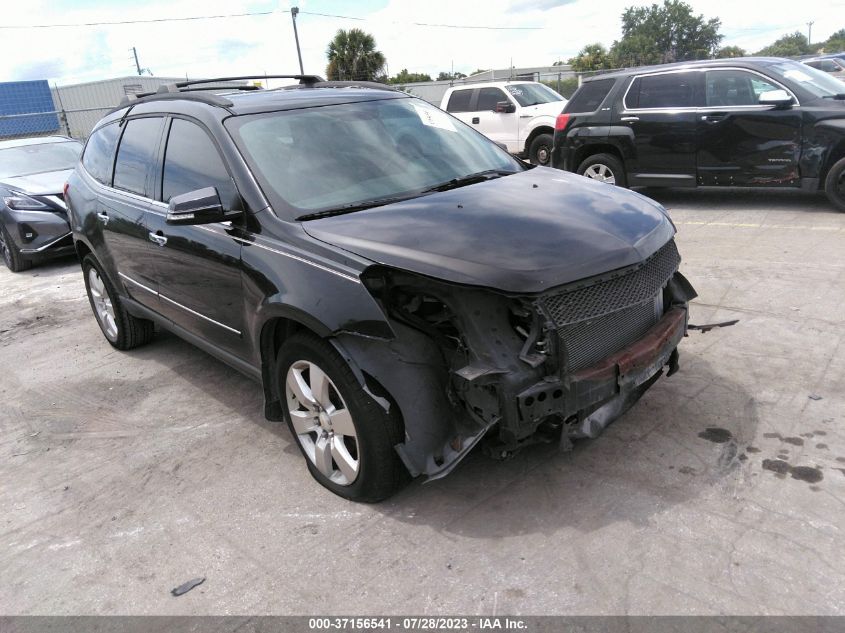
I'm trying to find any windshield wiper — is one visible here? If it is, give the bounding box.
[421,169,516,194]
[296,195,414,221]
[821,93,845,100]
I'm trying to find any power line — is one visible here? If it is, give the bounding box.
[0,9,544,31]
[301,10,543,30]
[0,10,277,29]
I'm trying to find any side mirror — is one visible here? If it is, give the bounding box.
[166,187,226,225]
[495,101,516,114]
[759,89,793,108]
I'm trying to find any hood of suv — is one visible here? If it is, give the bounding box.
[0,168,73,196]
[303,168,675,294]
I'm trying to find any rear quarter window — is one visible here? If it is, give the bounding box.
[626,72,699,109]
[82,123,120,185]
[565,78,616,113]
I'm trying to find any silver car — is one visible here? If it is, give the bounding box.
[802,56,845,81]
[0,135,81,271]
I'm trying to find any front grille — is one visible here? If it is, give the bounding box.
[540,240,680,371]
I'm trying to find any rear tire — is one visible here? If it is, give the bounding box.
[528,133,554,166]
[0,224,33,272]
[577,153,627,187]
[824,156,845,212]
[82,254,154,350]
[277,331,408,502]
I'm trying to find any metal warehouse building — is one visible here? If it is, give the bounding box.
[50,76,189,139]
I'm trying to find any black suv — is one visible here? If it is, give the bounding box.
[66,76,697,501]
[552,58,845,211]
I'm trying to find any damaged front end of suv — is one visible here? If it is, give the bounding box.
[334,237,697,481]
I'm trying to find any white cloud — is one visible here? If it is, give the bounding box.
[1,0,843,87]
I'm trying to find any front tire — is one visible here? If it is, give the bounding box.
[577,153,627,187]
[277,331,408,502]
[824,156,845,212]
[82,254,154,350]
[528,133,554,166]
[0,224,33,272]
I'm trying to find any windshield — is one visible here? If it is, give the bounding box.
[765,60,845,99]
[0,141,82,179]
[504,83,565,107]
[226,97,523,219]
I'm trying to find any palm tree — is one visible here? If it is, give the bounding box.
[326,29,386,81]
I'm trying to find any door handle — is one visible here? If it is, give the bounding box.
[96,211,109,226]
[701,114,728,123]
[471,117,480,124]
[620,116,639,122]
[148,231,167,247]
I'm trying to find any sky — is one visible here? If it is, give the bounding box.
[1,0,844,86]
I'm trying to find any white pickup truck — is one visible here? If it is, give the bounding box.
[440,81,567,166]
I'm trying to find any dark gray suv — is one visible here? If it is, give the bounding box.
[66,76,697,501]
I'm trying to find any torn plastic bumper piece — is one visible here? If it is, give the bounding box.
[516,307,688,440]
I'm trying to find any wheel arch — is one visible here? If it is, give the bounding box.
[523,125,555,155]
[820,137,845,187]
[573,142,625,172]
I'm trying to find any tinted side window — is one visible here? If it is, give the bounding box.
[82,123,120,185]
[477,87,507,111]
[113,118,162,197]
[446,90,473,113]
[566,78,615,113]
[705,70,778,106]
[627,72,697,109]
[162,119,239,210]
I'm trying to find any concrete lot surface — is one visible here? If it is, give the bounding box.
[1,187,844,615]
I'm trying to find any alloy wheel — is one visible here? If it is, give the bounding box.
[536,146,550,165]
[285,360,360,485]
[0,229,10,268]
[88,267,118,341]
[583,163,616,184]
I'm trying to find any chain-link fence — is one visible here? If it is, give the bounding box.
[0,106,116,141]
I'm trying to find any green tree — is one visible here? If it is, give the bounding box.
[387,69,433,84]
[715,45,746,58]
[821,28,845,53]
[436,71,467,81]
[325,29,386,81]
[610,0,723,66]
[755,31,812,57]
[568,43,614,71]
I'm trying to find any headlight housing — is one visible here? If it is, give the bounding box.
[3,192,50,211]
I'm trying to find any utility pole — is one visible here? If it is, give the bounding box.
[807,21,814,46]
[290,6,304,74]
[131,47,142,76]
[129,47,152,76]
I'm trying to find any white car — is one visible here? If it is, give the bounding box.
[440,81,567,165]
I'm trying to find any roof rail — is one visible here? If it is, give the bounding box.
[116,74,325,107]
[161,74,324,89]
[284,80,399,92]
[112,91,238,113]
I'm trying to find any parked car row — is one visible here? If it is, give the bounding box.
[552,57,845,211]
[2,74,699,502]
